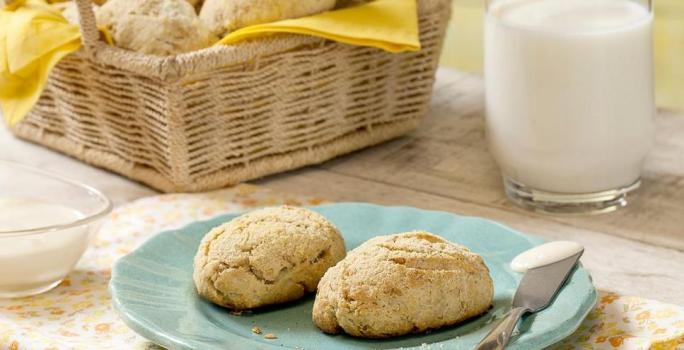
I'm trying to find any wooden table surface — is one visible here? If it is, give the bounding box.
[2,69,683,305]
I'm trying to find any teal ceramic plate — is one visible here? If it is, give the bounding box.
[111,203,597,350]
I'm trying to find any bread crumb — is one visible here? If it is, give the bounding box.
[251,326,262,334]
[264,333,277,340]
[229,310,242,316]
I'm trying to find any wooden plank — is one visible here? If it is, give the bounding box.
[257,168,684,305]
[4,67,683,304]
[0,127,157,206]
[315,69,684,251]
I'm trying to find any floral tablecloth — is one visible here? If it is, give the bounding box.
[1,184,683,350]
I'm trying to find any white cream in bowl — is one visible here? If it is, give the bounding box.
[0,198,92,297]
[0,160,111,298]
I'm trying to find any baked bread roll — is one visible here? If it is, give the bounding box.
[60,2,97,25]
[61,0,201,26]
[193,206,346,310]
[97,0,215,56]
[313,231,493,338]
[199,0,336,38]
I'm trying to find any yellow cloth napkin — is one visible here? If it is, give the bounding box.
[0,0,81,126]
[0,0,420,127]
[218,0,421,53]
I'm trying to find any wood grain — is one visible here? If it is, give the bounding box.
[3,68,683,305]
[314,70,684,251]
[256,69,684,304]
[258,168,684,305]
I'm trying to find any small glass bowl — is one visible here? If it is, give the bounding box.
[0,160,112,298]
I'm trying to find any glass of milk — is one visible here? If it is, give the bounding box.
[0,160,112,298]
[485,0,655,214]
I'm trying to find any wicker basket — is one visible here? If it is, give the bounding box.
[10,0,451,192]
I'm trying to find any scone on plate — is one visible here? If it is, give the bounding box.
[199,0,336,38]
[313,231,493,338]
[193,206,346,310]
[97,0,216,56]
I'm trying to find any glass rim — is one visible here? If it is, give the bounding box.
[0,159,113,237]
[484,0,653,12]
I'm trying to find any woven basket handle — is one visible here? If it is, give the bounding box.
[73,0,101,52]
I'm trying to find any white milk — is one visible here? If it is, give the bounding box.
[0,199,89,296]
[485,0,654,194]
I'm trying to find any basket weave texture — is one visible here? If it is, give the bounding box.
[11,0,451,192]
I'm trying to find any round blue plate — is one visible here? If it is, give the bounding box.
[110,203,596,350]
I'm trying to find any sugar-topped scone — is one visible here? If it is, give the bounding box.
[97,0,215,56]
[199,0,336,38]
[313,231,493,338]
[193,206,346,310]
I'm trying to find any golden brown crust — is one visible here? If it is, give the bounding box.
[193,206,346,310]
[312,231,493,338]
[97,0,215,56]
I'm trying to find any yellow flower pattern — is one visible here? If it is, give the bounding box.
[0,184,682,349]
[552,292,684,349]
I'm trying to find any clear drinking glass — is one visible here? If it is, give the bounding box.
[484,0,655,214]
[0,160,112,298]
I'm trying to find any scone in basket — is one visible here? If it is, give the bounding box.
[10,0,451,192]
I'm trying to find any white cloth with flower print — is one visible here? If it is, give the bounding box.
[0,185,682,350]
